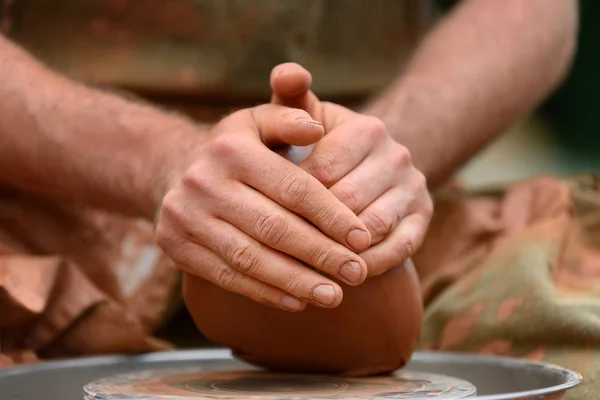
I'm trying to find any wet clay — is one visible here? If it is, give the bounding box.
[183,260,423,376]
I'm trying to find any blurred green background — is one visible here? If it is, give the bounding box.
[541,1,600,166]
[437,0,600,186]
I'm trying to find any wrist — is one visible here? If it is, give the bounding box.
[363,78,446,181]
[145,122,208,221]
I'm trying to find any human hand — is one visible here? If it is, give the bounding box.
[270,63,433,277]
[155,104,373,312]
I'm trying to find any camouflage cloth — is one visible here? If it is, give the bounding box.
[413,175,600,400]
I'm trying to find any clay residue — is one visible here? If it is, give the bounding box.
[178,67,200,86]
[524,347,546,362]
[496,298,524,322]
[476,340,513,356]
[438,304,483,349]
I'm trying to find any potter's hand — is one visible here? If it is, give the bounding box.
[155,104,372,312]
[271,63,433,277]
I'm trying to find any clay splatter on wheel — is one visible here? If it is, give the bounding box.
[83,368,477,399]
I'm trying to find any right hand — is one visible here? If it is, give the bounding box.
[155,104,372,312]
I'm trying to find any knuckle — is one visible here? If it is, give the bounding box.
[391,145,412,168]
[212,264,238,289]
[334,182,362,212]
[423,194,434,218]
[413,169,427,190]
[279,174,312,208]
[209,134,242,159]
[284,271,303,294]
[230,243,261,274]
[364,210,394,239]
[253,283,269,304]
[310,246,335,271]
[395,236,416,259]
[154,223,174,249]
[254,212,289,246]
[160,190,185,221]
[360,116,388,141]
[307,155,335,185]
[180,254,207,278]
[181,169,213,192]
[317,207,348,237]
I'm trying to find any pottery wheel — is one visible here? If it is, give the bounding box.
[0,349,582,399]
[83,368,477,399]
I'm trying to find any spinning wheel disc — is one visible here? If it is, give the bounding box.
[83,368,477,399]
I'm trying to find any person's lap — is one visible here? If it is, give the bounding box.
[1,175,599,399]
[413,174,600,399]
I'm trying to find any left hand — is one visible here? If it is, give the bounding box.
[270,63,434,277]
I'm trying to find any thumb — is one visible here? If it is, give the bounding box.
[233,104,324,148]
[270,62,322,121]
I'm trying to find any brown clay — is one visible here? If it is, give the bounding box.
[183,260,423,376]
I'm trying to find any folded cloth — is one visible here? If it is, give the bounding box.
[0,187,178,366]
[2,175,600,400]
[414,175,600,400]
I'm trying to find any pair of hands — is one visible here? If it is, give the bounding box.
[155,63,433,312]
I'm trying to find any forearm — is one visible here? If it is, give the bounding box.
[0,36,202,218]
[364,0,578,188]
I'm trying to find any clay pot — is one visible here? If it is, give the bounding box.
[183,260,423,376]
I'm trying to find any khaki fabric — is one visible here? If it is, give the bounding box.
[413,175,600,400]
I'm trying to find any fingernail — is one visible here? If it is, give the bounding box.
[346,229,370,252]
[301,120,323,128]
[312,284,336,306]
[340,261,363,284]
[295,117,322,127]
[282,296,305,312]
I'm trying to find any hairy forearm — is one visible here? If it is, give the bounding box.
[364,0,578,188]
[0,36,202,218]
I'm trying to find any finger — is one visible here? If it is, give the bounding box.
[360,213,430,277]
[328,152,398,214]
[173,244,308,313]
[213,181,368,285]
[298,116,385,187]
[186,216,345,308]
[270,62,312,98]
[357,187,415,246]
[228,141,371,252]
[270,62,322,120]
[221,103,323,148]
[249,104,324,147]
[156,204,309,312]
